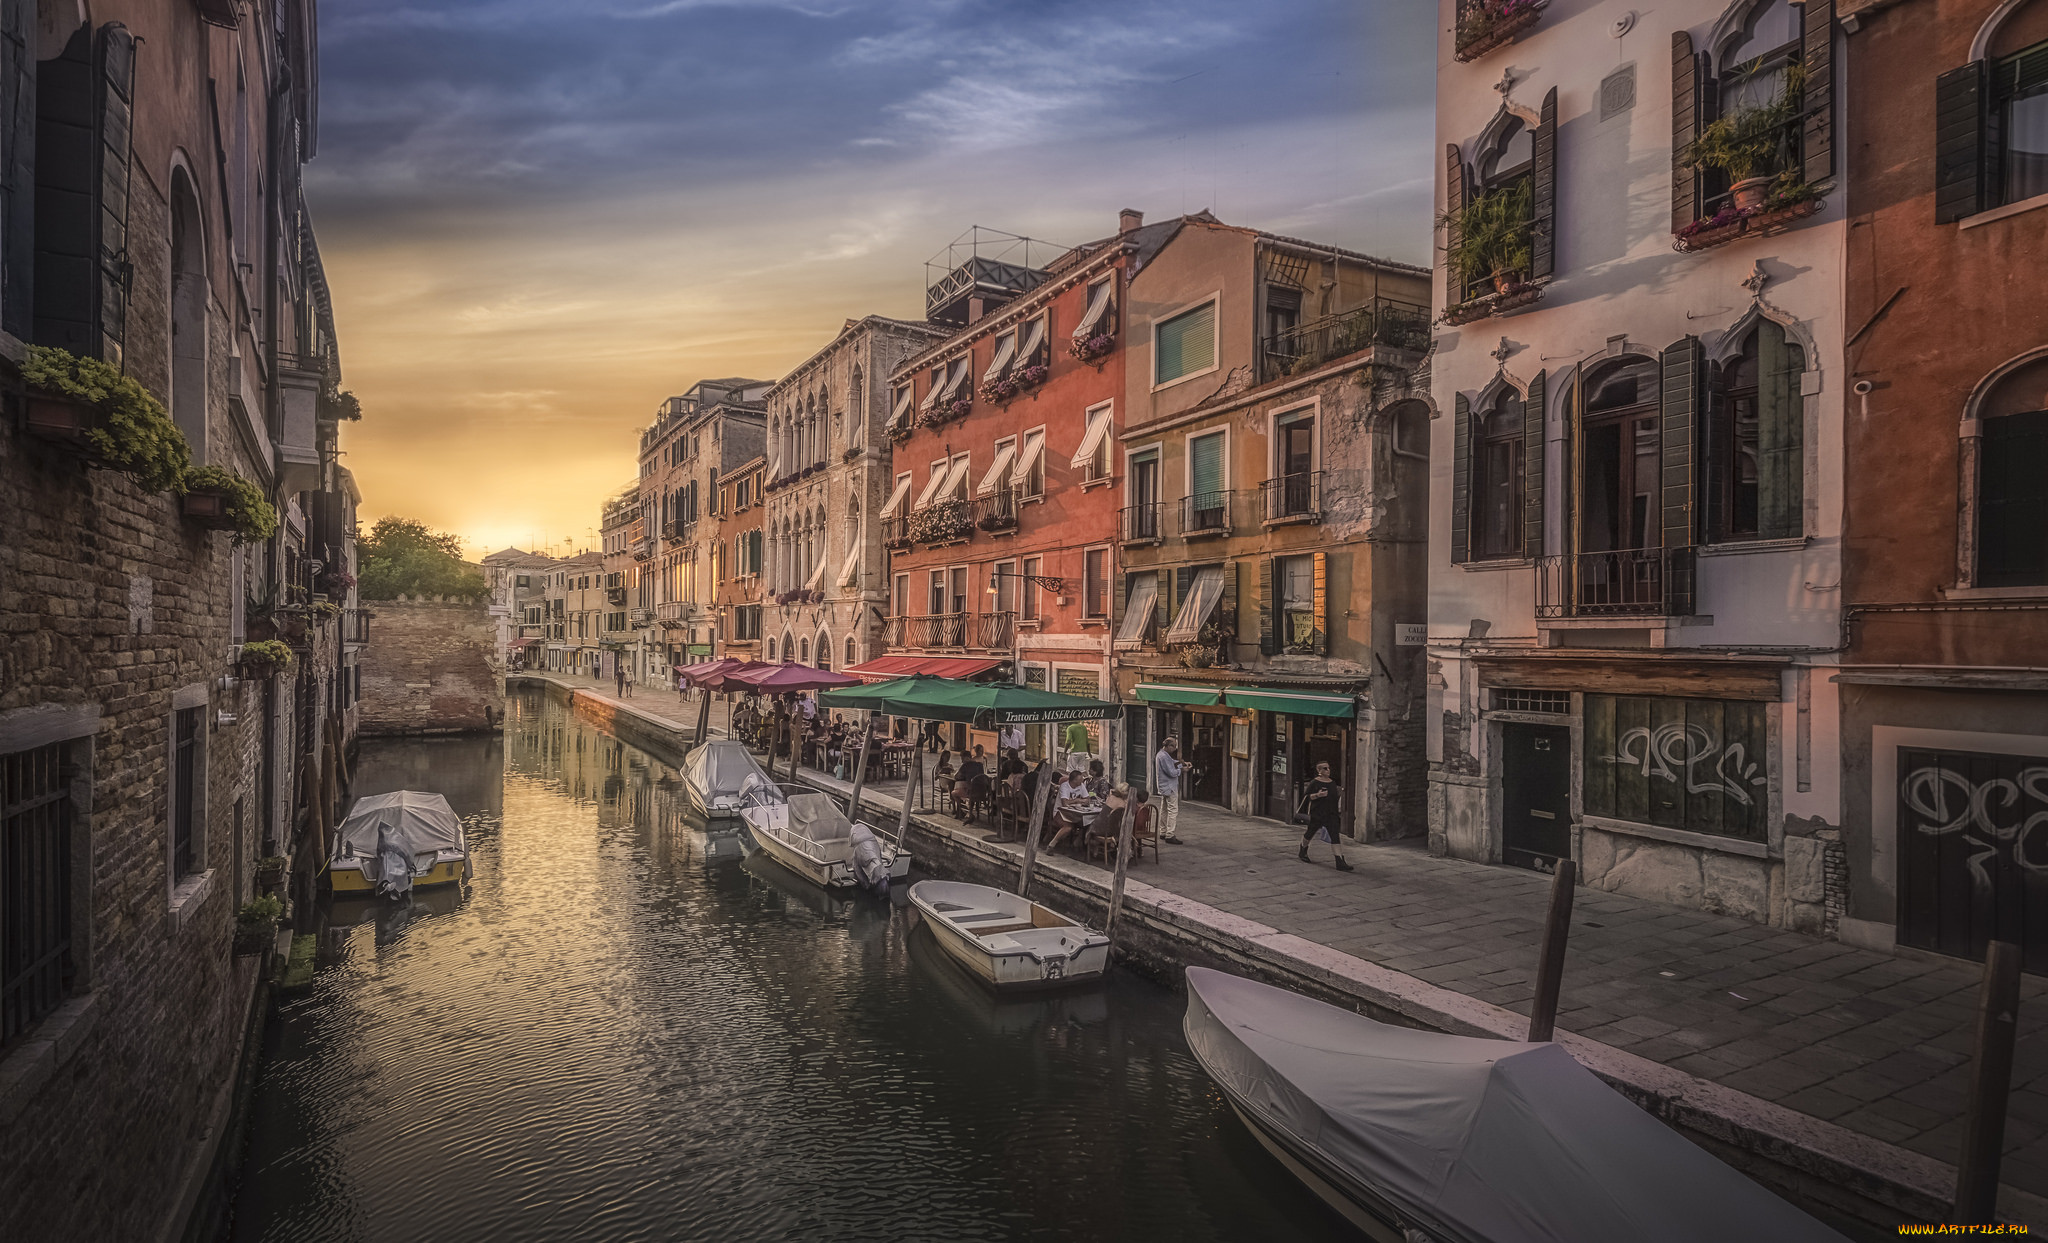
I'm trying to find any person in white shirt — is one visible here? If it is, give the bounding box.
[1153,737,1189,844]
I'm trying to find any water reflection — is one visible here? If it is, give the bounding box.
[229,688,1350,1243]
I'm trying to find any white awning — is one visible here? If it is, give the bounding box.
[1010,430,1045,487]
[940,454,972,499]
[1073,279,1115,340]
[886,386,914,430]
[880,474,912,518]
[1114,576,1158,650]
[806,557,826,590]
[912,465,948,511]
[936,358,970,403]
[982,334,1016,386]
[919,367,945,412]
[1016,317,1047,365]
[977,443,1017,496]
[1070,406,1113,468]
[837,544,860,588]
[1164,566,1224,644]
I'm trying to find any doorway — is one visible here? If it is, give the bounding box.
[1158,708,1228,806]
[1501,722,1571,872]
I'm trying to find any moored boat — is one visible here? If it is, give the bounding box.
[327,790,470,897]
[907,880,1109,992]
[1182,967,1847,1243]
[738,783,911,891]
[680,739,771,820]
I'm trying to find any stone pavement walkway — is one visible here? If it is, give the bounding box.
[511,672,2048,1209]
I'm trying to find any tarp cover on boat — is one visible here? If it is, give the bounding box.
[334,791,464,897]
[683,740,769,805]
[1183,967,1846,1243]
[784,791,852,845]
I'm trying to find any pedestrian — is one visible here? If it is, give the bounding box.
[1063,720,1092,760]
[623,668,633,698]
[614,662,625,697]
[1297,761,1352,871]
[1154,736,1188,844]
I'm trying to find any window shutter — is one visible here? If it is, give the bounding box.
[1659,337,1703,549]
[1672,31,1702,233]
[1154,568,1169,641]
[1757,321,1803,539]
[1934,62,1987,224]
[1191,433,1223,498]
[1310,552,1328,656]
[95,23,134,359]
[1218,560,1238,645]
[1444,144,1466,298]
[1532,88,1557,281]
[1114,567,1128,626]
[1451,392,1472,564]
[1802,1,1835,184]
[1523,370,1546,558]
[1258,558,1276,655]
[1,0,34,339]
[1176,565,1195,620]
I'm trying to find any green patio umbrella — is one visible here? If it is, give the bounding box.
[818,674,1120,725]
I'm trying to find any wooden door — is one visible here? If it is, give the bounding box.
[1897,746,2048,974]
[1502,723,1571,872]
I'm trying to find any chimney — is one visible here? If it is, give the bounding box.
[1119,208,1144,235]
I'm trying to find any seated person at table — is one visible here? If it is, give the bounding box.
[1084,759,1110,799]
[1043,769,1096,852]
[932,749,957,799]
[1084,785,1131,854]
[950,752,987,815]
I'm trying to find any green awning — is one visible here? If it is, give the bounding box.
[1134,682,1223,706]
[818,674,1120,725]
[687,644,713,655]
[1221,687,1357,719]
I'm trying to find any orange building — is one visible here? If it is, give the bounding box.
[711,454,768,661]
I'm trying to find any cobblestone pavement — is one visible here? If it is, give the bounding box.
[515,672,2048,1199]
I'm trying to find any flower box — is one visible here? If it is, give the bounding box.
[1070,335,1114,363]
[983,376,1021,403]
[1454,2,1542,62]
[1672,193,1824,253]
[23,394,99,445]
[1441,282,1544,326]
[1013,362,1048,393]
[906,503,972,544]
[181,487,239,530]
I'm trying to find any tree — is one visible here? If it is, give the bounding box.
[358,517,486,601]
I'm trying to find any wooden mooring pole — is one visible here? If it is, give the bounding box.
[844,712,873,821]
[1018,759,1053,898]
[1526,858,1577,1043]
[1106,805,1134,936]
[1955,939,2023,1225]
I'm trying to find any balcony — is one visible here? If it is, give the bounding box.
[606,586,628,605]
[906,499,973,546]
[657,601,687,627]
[883,518,913,551]
[1261,298,1433,384]
[904,613,967,648]
[632,536,654,561]
[882,615,907,646]
[973,489,1019,533]
[341,607,370,645]
[630,608,654,627]
[1179,490,1235,539]
[887,612,1013,652]
[1261,471,1322,524]
[662,519,681,540]
[1535,548,1698,620]
[1121,502,1164,545]
[972,610,1015,650]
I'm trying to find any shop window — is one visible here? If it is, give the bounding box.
[1582,695,1768,842]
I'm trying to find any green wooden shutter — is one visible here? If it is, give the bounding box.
[1191,432,1223,498]
[1451,392,1472,564]
[1156,303,1216,383]
[1934,62,1987,224]
[1154,568,1169,640]
[1757,321,1803,539]
[1,0,35,339]
[1258,558,1276,655]
[1672,32,1702,233]
[1114,567,1128,628]
[95,22,135,360]
[1175,565,1195,618]
[1444,144,1466,299]
[1659,337,1703,549]
[1310,552,1328,656]
[1218,560,1239,645]
[1532,89,1557,281]
[1523,371,1546,558]
[1802,1,1835,184]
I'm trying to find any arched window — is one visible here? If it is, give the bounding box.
[849,367,864,435]
[1472,390,1525,560]
[1972,354,2048,587]
[766,636,776,660]
[844,635,857,668]
[169,167,208,462]
[1578,355,1664,554]
[781,629,795,661]
[1716,0,1804,114]
[800,636,810,663]
[1708,320,1804,542]
[815,630,830,669]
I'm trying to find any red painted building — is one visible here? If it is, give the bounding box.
[868,212,1157,762]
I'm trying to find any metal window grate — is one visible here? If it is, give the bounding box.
[1492,689,1570,714]
[3,742,74,1046]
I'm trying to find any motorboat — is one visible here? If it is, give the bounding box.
[680,739,771,820]
[737,782,912,891]
[1182,967,1847,1243]
[907,880,1109,992]
[328,790,471,897]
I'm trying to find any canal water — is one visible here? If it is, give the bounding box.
[227,688,1351,1242]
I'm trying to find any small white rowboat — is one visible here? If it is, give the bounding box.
[739,783,912,891]
[908,880,1109,992]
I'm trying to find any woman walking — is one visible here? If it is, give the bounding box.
[1297,761,1353,871]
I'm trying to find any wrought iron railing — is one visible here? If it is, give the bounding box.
[1180,490,1234,538]
[341,608,371,645]
[973,488,1019,532]
[972,610,1015,650]
[1262,298,1432,382]
[908,499,974,545]
[1121,502,1163,543]
[882,518,912,550]
[1261,471,1322,522]
[904,613,968,648]
[1535,548,1698,619]
[882,615,907,647]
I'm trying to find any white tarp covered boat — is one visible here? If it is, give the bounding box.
[681,740,771,819]
[1183,967,1847,1243]
[908,880,1108,992]
[738,784,911,891]
[328,790,470,897]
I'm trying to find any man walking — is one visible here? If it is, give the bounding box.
[613,660,625,698]
[1153,736,1188,845]
[1297,761,1353,871]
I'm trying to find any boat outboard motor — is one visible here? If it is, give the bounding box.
[376,836,415,898]
[848,824,891,893]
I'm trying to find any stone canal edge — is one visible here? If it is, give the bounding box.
[520,674,2046,1232]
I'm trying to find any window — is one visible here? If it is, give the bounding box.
[1578,357,1664,553]
[948,566,968,615]
[1020,556,1043,622]
[929,570,947,616]
[1675,1,1828,229]
[1155,300,1217,386]
[1012,428,1046,497]
[1083,547,1109,618]
[172,707,201,879]
[1277,555,1318,651]
[516,575,530,588]
[766,637,776,660]
[1582,695,1768,842]
[989,560,1016,615]
[800,637,810,663]
[1166,565,1225,643]
[1995,39,2048,206]
[2,740,77,1045]
[1458,115,1535,300]
[1473,392,1524,559]
[1188,429,1227,531]
[893,573,910,617]
[845,636,856,667]
[1115,573,1159,650]
[1709,321,1804,542]
[1975,357,2048,587]
[1263,286,1301,351]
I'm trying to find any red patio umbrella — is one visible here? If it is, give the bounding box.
[724,662,862,692]
[679,657,748,688]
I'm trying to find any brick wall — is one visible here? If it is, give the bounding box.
[357,599,503,735]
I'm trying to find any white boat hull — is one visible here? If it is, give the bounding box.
[908,881,1109,992]
[741,808,912,891]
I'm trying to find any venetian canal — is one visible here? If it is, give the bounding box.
[225,688,1348,1242]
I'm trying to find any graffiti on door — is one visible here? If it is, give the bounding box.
[1582,695,1768,842]
[1900,757,2048,890]
[1604,720,1767,807]
[1897,746,2048,973]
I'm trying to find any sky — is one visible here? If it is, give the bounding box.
[316,0,1439,560]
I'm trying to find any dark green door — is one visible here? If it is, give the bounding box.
[1502,723,1571,872]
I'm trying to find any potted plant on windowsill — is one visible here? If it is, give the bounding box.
[237,639,296,676]
[179,465,279,542]
[1454,0,1544,62]
[1438,179,1537,324]
[983,374,1021,403]
[1070,334,1114,363]
[21,345,193,493]
[233,895,284,957]
[1682,61,1815,215]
